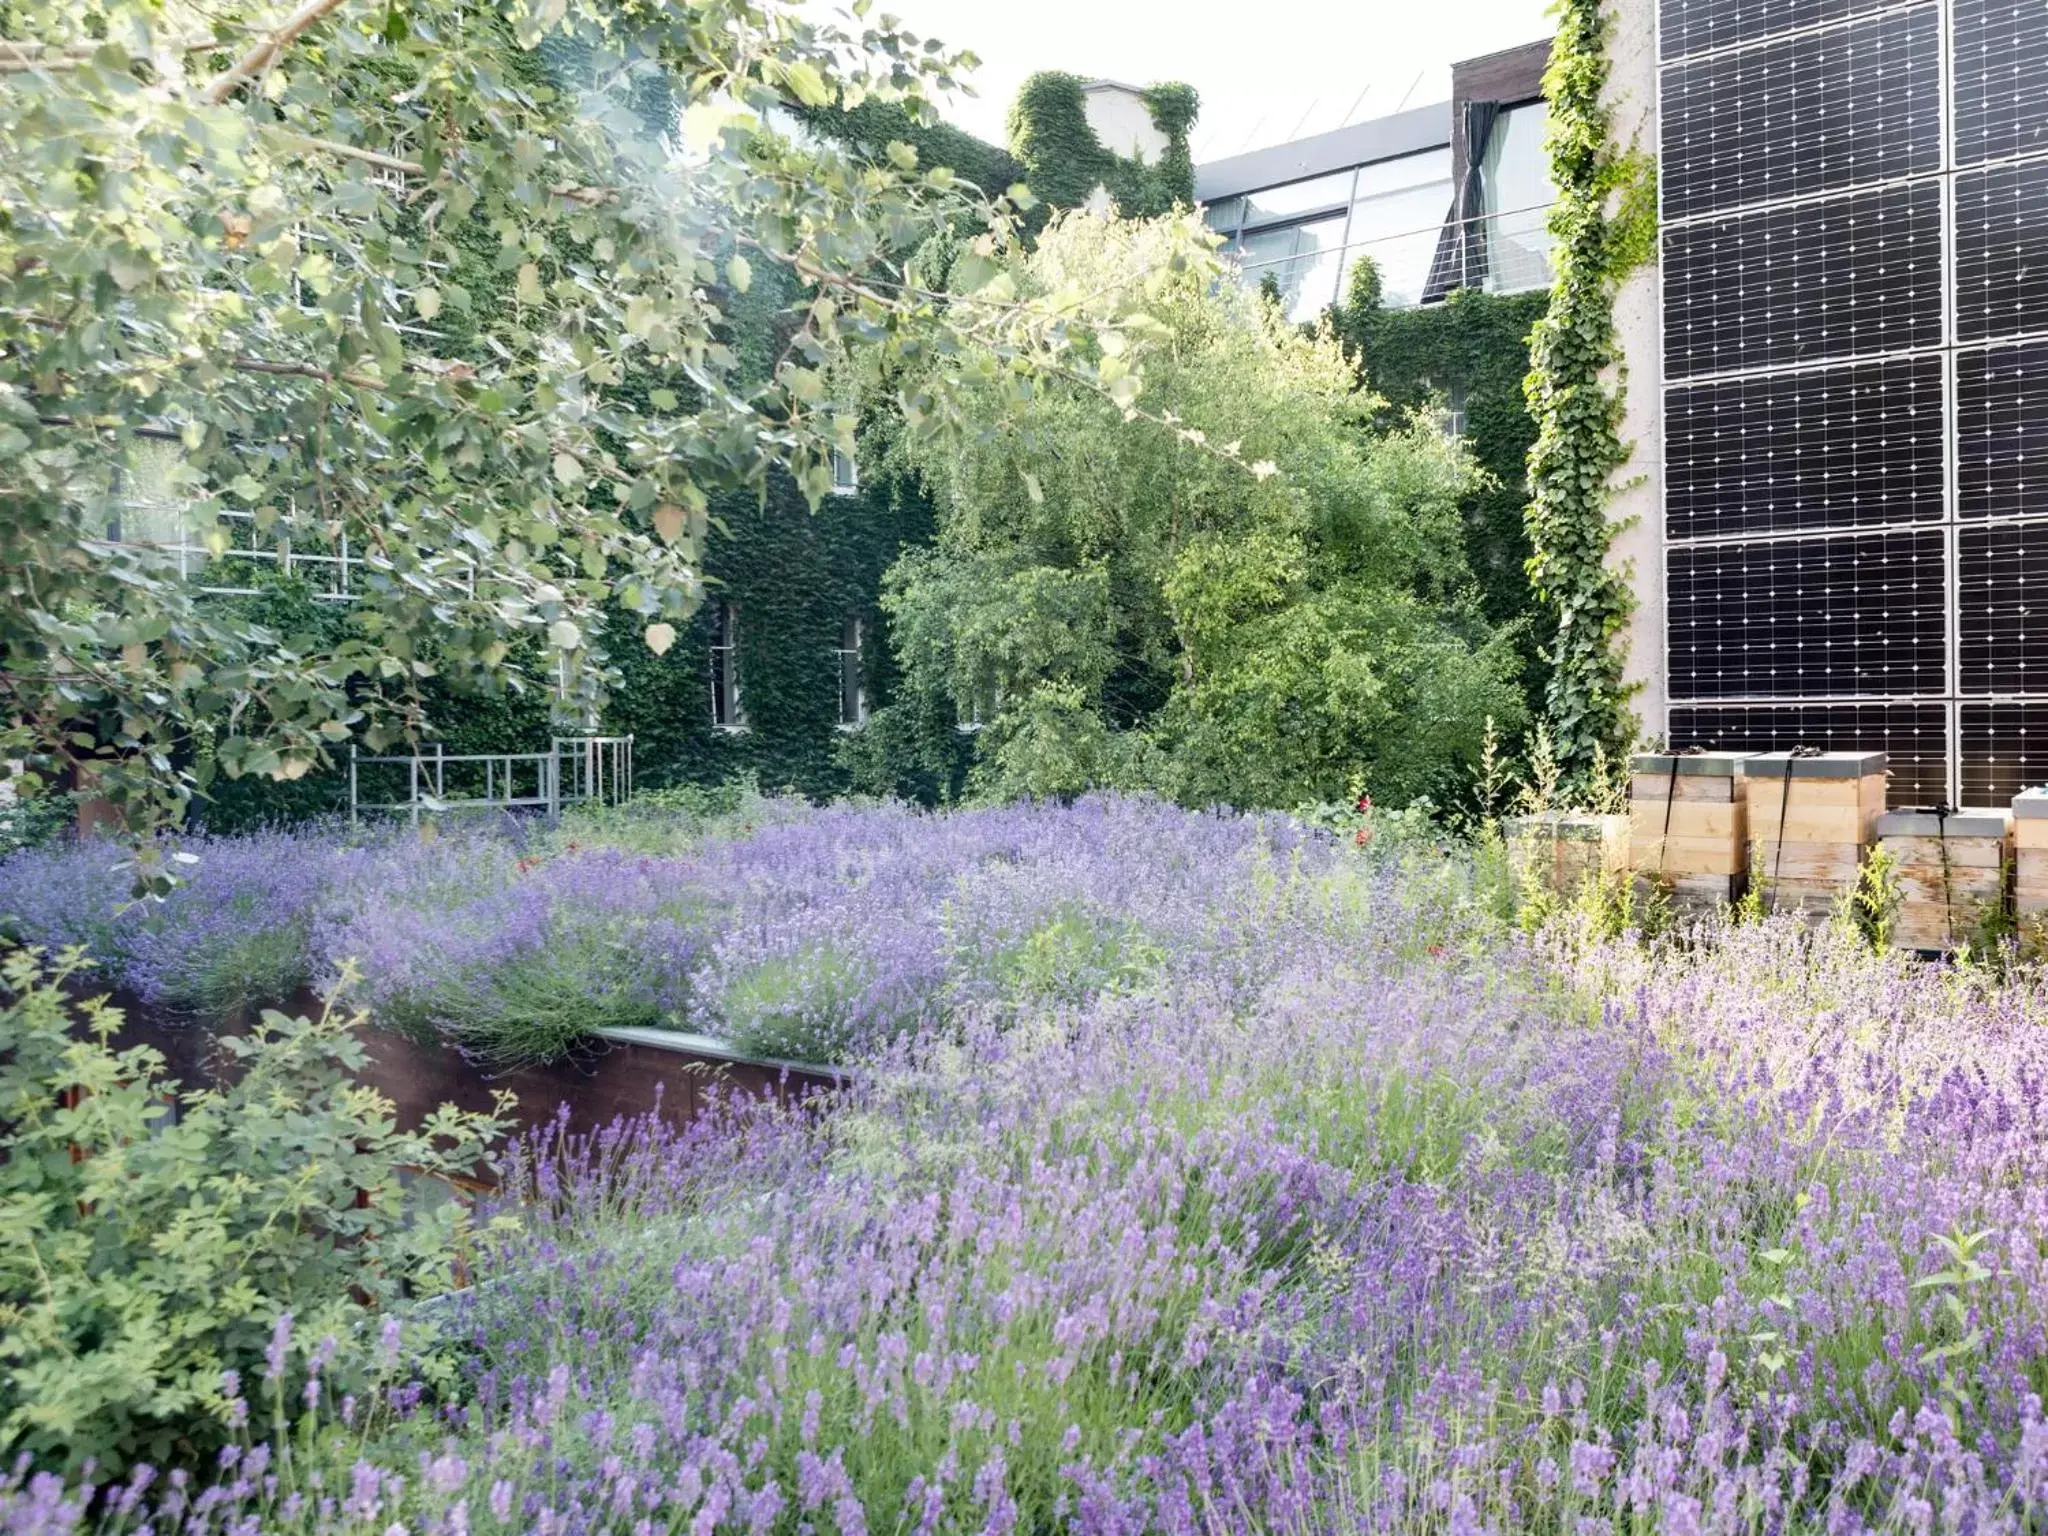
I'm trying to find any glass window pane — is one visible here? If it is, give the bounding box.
[1239,170,1355,231]
[1481,102,1554,219]
[1239,214,1347,322]
[1479,103,1557,293]
[1204,196,1246,237]
[1342,179,1456,307]
[1349,147,1453,202]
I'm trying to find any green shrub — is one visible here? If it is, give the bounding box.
[0,949,512,1473]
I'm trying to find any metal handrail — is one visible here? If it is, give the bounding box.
[349,734,633,826]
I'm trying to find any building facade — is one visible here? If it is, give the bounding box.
[1196,41,1559,322]
[1620,0,2048,806]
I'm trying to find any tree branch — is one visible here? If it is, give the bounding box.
[269,132,424,177]
[232,355,388,390]
[199,0,349,105]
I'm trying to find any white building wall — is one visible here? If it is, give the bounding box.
[1605,0,1668,742]
[1081,83,1168,164]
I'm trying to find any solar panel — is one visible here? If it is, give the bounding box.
[1955,158,2048,344]
[1665,356,1945,540]
[1953,0,2048,167]
[1659,0,1900,64]
[1961,705,2048,804]
[1667,530,1948,700]
[1663,181,1942,379]
[1959,521,2048,695]
[1959,341,2048,521]
[1661,7,1939,222]
[1657,0,2048,802]
[1669,703,1950,804]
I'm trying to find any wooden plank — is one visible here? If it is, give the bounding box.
[1893,867,2004,905]
[1893,911,1963,951]
[1747,773,1885,812]
[2018,848,2048,889]
[1629,802,1741,840]
[1880,835,2007,869]
[1631,836,1746,876]
[1747,803,1871,844]
[1754,841,1863,882]
[1630,773,1736,805]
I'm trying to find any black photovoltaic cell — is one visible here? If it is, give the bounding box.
[1959,341,2048,521]
[1953,0,2048,167]
[1661,7,1939,221]
[1669,703,1950,803]
[1664,181,1942,379]
[1667,529,1947,699]
[1960,521,2048,694]
[1961,706,2048,803]
[1665,356,1945,540]
[1659,0,1899,63]
[1956,159,2048,343]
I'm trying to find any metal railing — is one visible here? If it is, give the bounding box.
[348,735,634,827]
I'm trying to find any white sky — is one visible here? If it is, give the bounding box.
[860,0,1555,165]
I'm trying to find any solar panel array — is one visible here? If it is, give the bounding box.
[1660,0,2048,804]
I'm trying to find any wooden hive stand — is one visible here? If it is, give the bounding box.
[1874,807,2011,952]
[1628,751,1752,911]
[2013,789,2048,925]
[1503,810,1631,902]
[1745,751,1887,919]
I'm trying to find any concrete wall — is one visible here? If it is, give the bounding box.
[1605,0,1668,743]
[1082,83,1168,164]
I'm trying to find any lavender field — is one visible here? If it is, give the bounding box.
[8,797,2048,1533]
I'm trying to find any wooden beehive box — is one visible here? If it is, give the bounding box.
[2014,789,2048,919]
[1745,751,1887,917]
[1629,751,1752,907]
[1504,811,1630,900]
[1875,808,2011,951]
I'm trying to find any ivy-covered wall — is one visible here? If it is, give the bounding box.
[193,57,1206,825]
[1330,264,1550,714]
[1006,74,1198,216]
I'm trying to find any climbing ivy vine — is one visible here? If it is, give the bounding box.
[1005,73,1197,216]
[1523,0,1658,786]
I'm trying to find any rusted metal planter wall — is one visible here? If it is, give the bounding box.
[109,989,843,1154]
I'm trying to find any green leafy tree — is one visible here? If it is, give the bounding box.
[0,0,1205,863]
[0,949,511,1472]
[871,213,1523,808]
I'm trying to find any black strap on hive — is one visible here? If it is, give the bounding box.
[1654,743,1706,881]
[1768,744,1825,914]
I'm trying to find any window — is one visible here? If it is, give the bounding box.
[1478,102,1557,294]
[957,678,1001,734]
[1238,213,1349,322]
[829,447,859,497]
[1340,148,1455,309]
[1445,383,1468,442]
[835,615,866,730]
[710,599,745,730]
